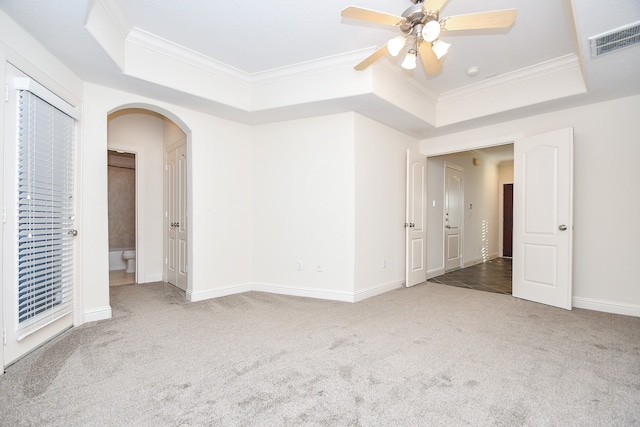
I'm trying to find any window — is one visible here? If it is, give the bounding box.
[15,81,78,340]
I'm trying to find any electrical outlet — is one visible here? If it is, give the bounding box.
[383,259,387,269]
[296,261,303,271]
[317,265,323,273]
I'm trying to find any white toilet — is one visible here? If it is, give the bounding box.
[122,250,136,274]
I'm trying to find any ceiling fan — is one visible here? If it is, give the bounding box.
[341,0,516,74]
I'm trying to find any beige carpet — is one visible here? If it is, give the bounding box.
[1,281,639,426]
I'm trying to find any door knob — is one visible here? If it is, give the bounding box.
[558,224,567,231]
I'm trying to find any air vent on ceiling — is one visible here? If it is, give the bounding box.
[589,21,640,57]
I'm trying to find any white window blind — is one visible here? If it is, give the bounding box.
[16,87,76,340]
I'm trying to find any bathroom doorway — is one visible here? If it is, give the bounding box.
[107,108,188,290]
[107,150,137,286]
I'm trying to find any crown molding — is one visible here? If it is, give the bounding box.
[127,28,373,89]
[249,49,370,86]
[439,54,582,103]
[127,27,252,87]
[375,57,440,105]
[89,0,132,38]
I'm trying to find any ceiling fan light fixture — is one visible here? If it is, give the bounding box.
[401,49,417,70]
[388,36,407,57]
[422,20,441,42]
[341,3,517,74]
[432,39,451,59]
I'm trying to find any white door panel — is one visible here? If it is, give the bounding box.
[176,144,188,290]
[513,128,573,309]
[3,66,75,366]
[166,151,177,285]
[406,150,427,287]
[166,144,187,291]
[445,164,463,272]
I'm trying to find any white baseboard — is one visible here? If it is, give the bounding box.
[464,258,482,268]
[187,283,252,302]
[83,305,112,323]
[354,280,404,302]
[253,283,354,302]
[187,280,404,304]
[573,297,640,317]
[464,253,500,268]
[427,267,444,279]
[144,274,163,283]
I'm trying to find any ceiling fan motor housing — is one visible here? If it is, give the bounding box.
[400,3,439,37]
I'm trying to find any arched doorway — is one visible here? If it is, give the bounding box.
[106,106,189,292]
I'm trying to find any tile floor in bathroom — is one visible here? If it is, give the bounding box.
[109,269,136,286]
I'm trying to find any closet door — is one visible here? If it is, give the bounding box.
[165,144,187,291]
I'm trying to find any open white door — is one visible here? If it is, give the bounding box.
[406,149,427,287]
[166,143,187,291]
[513,128,573,309]
[176,144,188,291]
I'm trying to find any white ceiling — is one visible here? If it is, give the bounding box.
[1,0,639,138]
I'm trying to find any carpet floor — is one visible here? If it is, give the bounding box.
[1,281,639,426]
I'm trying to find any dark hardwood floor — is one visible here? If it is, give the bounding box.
[428,257,512,295]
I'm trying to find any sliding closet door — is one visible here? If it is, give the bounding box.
[3,68,79,366]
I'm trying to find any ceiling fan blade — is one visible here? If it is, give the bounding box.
[418,42,442,75]
[442,9,516,31]
[422,0,450,12]
[354,45,389,71]
[341,6,405,26]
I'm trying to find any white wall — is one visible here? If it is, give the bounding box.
[421,95,640,315]
[108,110,165,283]
[251,112,419,301]
[354,114,418,296]
[251,113,356,300]
[82,83,254,315]
[498,160,514,183]
[164,119,186,148]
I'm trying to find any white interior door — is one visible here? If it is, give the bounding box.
[405,149,427,287]
[444,164,463,272]
[3,67,77,366]
[176,144,188,290]
[166,149,177,286]
[165,144,187,291]
[513,128,573,309]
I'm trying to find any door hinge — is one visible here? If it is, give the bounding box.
[3,329,6,345]
[2,207,6,223]
[165,258,168,265]
[4,84,8,102]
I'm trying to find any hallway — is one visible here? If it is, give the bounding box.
[428,258,512,295]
